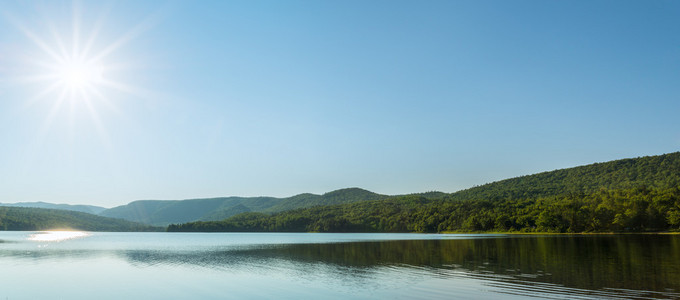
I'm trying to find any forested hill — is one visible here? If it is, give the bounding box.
[449,152,680,201]
[6,152,677,232]
[169,152,680,233]
[0,207,158,231]
[100,188,388,226]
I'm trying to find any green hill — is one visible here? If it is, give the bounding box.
[450,152,680,201]
[100,188,388,226]
[261,188,388,213]
[168,152,680,233]
[0,207,159,231]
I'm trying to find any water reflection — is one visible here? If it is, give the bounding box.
[115,235,680,299]
[1,233,679,299]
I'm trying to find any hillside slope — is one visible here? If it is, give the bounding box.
[449,152,680,201]
[100,197,278,226]
[100,188,388,226]
[0,207,158,231]
[0,202,107,214]
[169,152,680,233]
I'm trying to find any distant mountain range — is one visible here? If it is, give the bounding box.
[98,188,389,226]
[2,151,679,232]
[0,202,107,215]
[0,188,392,227]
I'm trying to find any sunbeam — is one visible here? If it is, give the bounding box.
[2,1,160,152]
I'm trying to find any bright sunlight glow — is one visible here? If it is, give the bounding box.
[28,231,90,242]
[5,1,150,107]
[1,1,157,152]
[57,58,104,91]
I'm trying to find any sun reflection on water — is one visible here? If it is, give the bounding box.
[28,231,90,242]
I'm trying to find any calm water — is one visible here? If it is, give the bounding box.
[0,232,678,299]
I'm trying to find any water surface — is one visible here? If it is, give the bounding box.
[0,232,678,299]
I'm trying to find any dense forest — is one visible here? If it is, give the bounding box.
[0,207,159,231]
[169,152,680,233]
[449,152,680,201]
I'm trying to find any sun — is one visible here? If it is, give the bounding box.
[0,1,162,154]
[53,59,105,94]
[2,0,159,108]
[9,18,115,104]
[57,58,104,91]
[0,0,163,148]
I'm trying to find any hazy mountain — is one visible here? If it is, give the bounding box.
[99,188,388,226]
[0,206,159,231]
[0,202,107,215]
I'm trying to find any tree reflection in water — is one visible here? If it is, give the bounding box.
[119,235,680,299]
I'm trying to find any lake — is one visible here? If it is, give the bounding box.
[0,232,678,299]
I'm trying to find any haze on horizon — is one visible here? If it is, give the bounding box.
[0,0,678,207]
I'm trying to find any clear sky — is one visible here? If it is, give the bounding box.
[0,0,678,207]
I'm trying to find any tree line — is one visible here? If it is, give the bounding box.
[167,152,678,233]
[168,186,680,233]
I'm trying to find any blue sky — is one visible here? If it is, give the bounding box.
[0,0,678,207]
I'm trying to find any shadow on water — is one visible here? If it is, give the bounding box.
[116,235,680,299]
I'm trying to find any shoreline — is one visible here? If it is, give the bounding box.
[440,231,680,235]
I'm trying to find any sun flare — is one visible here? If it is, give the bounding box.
[57,58,104,91]
[3,1,156,109]
[14,17,117,104]
[1,1,158,149]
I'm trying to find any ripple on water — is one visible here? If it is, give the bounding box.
[450,269,680,300]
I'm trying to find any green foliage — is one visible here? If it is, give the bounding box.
[169,152,680,233]
[450,152,680,201]
[199,204,252,221]
[168,187,680,233]
[0,207,159,231]
[261,188,388,213]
